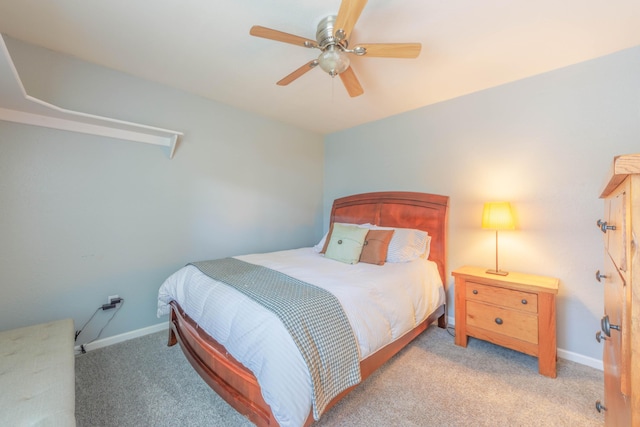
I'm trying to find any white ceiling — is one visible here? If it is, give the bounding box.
[0,0,638,135]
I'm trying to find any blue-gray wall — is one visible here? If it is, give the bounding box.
[324,46,640,364]
[0,38,324,344]
[3,35,639,365]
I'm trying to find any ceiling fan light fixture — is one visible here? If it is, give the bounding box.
[317,45,350,77]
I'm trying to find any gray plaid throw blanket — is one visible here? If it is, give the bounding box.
[189,258,361,419]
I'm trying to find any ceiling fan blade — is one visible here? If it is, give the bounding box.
[339,66,364,97]
[250,25,317,48]
[277,60,319,86]
[334,0,368,42]
[355,43,422,58]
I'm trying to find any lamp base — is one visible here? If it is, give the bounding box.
[486,269,509,276]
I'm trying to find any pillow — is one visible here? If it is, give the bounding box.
[421,235,432,260]
[314,222,371,253]
[359,229,395,265]
[324,224,369,264]
[318,222,336,253]
[372,226,430,262]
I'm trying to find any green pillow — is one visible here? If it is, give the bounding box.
[324,223,369,264]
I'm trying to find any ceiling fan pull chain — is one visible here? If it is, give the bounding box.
[332,76,342,102]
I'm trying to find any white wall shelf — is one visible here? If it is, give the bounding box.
[0,34,183,158]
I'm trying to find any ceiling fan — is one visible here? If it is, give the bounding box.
[249,0,422,97]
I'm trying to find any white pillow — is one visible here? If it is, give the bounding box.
[371,226,430,262]
[421,235,432,260]
[313,223,372,252]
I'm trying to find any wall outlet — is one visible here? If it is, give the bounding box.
[108,294,119,304]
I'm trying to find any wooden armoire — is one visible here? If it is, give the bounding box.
[597,154,640,425]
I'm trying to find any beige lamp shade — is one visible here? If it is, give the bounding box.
[482,202,515,230]
[482,201,515,275]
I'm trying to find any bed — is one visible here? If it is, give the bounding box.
[157,191,449,427]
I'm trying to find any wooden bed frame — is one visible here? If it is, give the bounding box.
[167,191,449,426]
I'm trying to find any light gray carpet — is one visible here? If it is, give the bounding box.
[75,326,604,426]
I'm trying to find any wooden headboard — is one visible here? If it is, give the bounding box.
[330,191,449,286]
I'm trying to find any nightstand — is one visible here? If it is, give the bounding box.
[452,265,559,378]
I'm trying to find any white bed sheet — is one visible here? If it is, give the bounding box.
[157,247,445,427]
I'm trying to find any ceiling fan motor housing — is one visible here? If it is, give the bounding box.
[315,15,351,76]
[316,16,346,49]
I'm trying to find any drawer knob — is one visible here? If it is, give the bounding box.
[521,299,527,305]
[595,270,607,282]
[595,400,607,413]
[495,317,503,325]
[601,315,620,337]
[595,331,607,343]
[472,289,478,295]
[596,219,616,233]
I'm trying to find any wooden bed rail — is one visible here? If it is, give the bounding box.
[169,300,445,427]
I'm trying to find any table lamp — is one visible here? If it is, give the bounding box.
[482,201,515,276]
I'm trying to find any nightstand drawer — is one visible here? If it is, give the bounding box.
[466,300,538,344]
[466,281,538,313]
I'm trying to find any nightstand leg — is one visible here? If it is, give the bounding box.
[455,330,468,347]
[454,277,468,347]
[538,292,557,378]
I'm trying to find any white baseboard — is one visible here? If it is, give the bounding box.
[79,317,605,371]
[75,321,168,353]
[557,348,603,371]
[445,316,603,371]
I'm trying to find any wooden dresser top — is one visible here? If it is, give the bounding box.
[601,153,640,198]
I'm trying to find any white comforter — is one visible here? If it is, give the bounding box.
[157,247,444,427]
